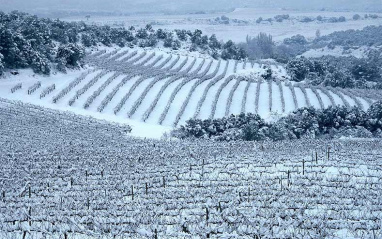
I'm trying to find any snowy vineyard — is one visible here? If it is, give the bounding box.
[5,48,380,129]
[0,98,382,238]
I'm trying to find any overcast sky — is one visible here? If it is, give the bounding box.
[0,0,381,15]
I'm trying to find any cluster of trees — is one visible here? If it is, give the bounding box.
[0,11,246,76]
[239,33,315,61]
[174,101,382,141]
[254,14,367,24]
[313,25,382,49]
[286,53,382,89]
[239,33,275,59]
[0,11,85,75]
[242,25,382,63]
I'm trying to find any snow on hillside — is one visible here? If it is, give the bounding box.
[301,46,379,58]
[62,9,382,43]
[0,47,378,139]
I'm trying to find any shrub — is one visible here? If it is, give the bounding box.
[175,102,382,141]
[353,14,361,20]
[56,43,85,69]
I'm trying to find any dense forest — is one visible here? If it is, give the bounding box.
[0,11,246,76]
[174,101,382,141]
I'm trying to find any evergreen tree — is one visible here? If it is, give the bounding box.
[0,53,4,76]
[56,43,84,69]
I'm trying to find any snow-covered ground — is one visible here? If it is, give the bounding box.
[1,100,382,238]
[0,47,377,139]
[301,46,381,58]
[62,8,382,43]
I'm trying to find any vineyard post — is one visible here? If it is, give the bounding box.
[206,207,209,225]
[327,146,330,160]
[131,185,134,201]
[163,176,165,188]
[154,229,158,239]
[29,186,31,198]
[287,170,290,187]
[302,159,305,175]
[316,152,318,164]
[28,207,31,226]
[145,182,148,195]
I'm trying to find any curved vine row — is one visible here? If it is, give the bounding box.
[287,83,299,110]
[134,52,156,67]
[348,89,374,106]
[127,74,175,118]
[233,60,239,74]
[83,73,120,109]
[276,79,286,113]
[68,70,110,106]
[162,55,180,71]
[310,86,325,109]
[328,87,351,108]
[267,80,273,112]
[155,55,173,69]
[113,72,165,115]
[180,58,196,74]
[225,77,242,117]
[52,69,95,104]
[210,75,236,119]
[241,78,253,113]
[141,75,184,121]
[11,83,22,93]
[317,86,336,107]
[173,60,223,126]
[171,57,188,73]
[255,78,262,114]
[193,61,228,119]
[189,59,205,75]
[97,75,134,113]
[157,76,195,125]
[336,88,364,110]
[40,84,56,99]
[145,54,163,68]
[296,83,311,107]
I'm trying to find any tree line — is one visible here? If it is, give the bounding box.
[173,101,382,141]
[0,11,246,76]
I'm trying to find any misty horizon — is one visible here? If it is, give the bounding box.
[0,0,382,17]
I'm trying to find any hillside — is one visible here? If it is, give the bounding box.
[0,98,381,238]
[1,47,380,138]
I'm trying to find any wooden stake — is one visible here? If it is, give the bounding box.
[302,159,305,175]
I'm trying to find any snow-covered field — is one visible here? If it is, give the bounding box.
[62,8,382,42]
[1,98,382,238]
[0,47,377,139]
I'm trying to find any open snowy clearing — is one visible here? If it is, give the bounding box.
[62,8,382,42]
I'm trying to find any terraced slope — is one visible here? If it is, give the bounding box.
[2,48,380,129]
